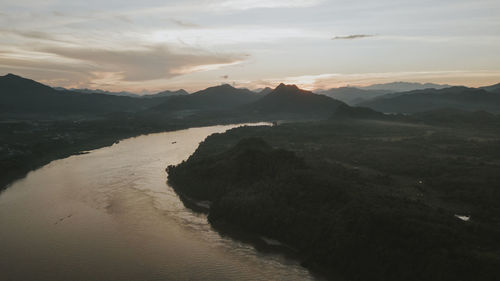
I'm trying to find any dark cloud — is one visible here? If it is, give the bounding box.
[332,34,374,40]
[220,75,229,79]
[40,45,245,81]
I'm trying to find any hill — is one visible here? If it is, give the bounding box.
[246,83,345,118]
[331,103,390,120]
[168,120,500,281]
[142,89,189,99]
[316,87,389,105]
[359,86,500,113]
[153,84,261,112]
[0,74,166,118]
[480,82,500,93]
[64,88,140,98]
[254,87,273,95]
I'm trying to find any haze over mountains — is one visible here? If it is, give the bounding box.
[359,86,500,113]
[55,87,189,99]
[315,82,453,105]
[2,73,500,119]
[359,82,451,92]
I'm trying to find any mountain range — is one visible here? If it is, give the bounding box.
[359,86,500,113]
[152,84,261,112]
[2,73,500,119]
[359,81,451,92]
[315,87,390,105]
[0,74,169,118]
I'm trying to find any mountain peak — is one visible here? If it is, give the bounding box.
[275,83,299,91]
[218,83,236,89]
[2,73,23,80]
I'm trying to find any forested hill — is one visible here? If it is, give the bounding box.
[168,119,500,281]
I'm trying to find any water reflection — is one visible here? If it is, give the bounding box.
[0,124,317,281]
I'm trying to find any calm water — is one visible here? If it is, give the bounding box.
[0,124,318,281]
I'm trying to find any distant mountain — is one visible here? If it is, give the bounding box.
[58,87,141,98]
[480,83,500,93]
[142,89,189,99]
[361,82,451,92]
[254,87,273,95]
[0,74,166,118]
[359,86,500,113]
[316,87,390,105]
[153,84,261,111]
[246,83,345,118]
[73,88,140,98]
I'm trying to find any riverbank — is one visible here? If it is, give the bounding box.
[0,110,274,191]
[1,118,176,191]
[167,119,500,281]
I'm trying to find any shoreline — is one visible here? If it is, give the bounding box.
[169,179,334,281]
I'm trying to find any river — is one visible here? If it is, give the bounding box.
[0,124,318,281]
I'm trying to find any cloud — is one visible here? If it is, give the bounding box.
[220,75,229,79]
[40,45,246,82]
[215,0,324,11]
[52,11,65,17]
[332,34,375,40]
[0,28,71,43]
[171,19,200,28]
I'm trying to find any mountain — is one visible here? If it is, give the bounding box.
[246,83,345,118]
[142,89,189,99]
[361,82,451,92]
[67,88,141,98]
[359,86,500,113]
[153,84,261,111]
[254,87,273,95]
[480,82,500,93]
[0,73,165,118]
[331,103,389,120]
[316,87,390,105]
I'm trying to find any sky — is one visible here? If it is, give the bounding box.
[1,0,500,93]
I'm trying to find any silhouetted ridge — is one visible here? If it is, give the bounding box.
[360,86,500,113]
[246,83,345,118]
[316,87,390,105]
[332,103,388,119]
[153,84,261,111]
[0,73,170,117]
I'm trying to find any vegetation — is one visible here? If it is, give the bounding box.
[168,116,500,281]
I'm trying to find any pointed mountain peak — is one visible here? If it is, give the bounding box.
[2,73,23,80]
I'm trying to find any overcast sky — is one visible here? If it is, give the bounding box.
[1,0,499,92]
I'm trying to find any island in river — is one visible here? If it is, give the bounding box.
[167,115,500,281]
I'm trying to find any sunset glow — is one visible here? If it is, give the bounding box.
[1,0,499,92]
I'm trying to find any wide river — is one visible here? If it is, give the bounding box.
[0,124,319,281]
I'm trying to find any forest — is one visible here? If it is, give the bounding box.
[168,116,500,281]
